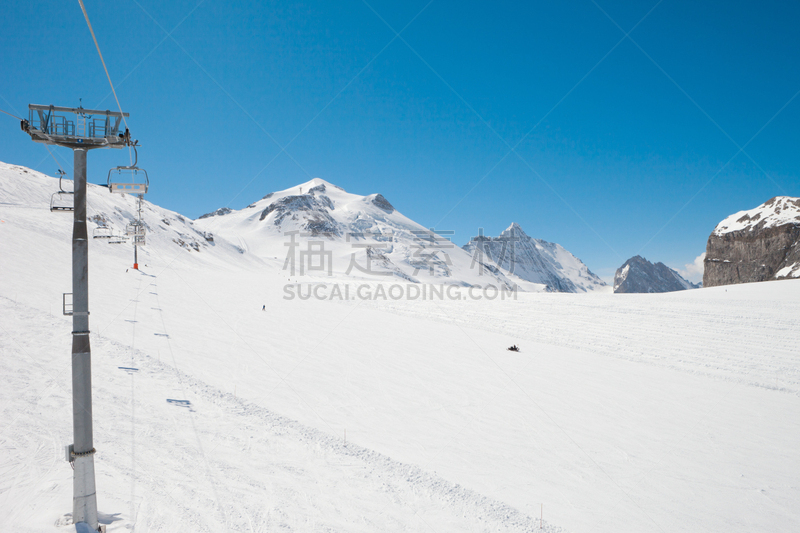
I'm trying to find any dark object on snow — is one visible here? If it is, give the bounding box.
[262,305,265,311]
[507,345,520,352]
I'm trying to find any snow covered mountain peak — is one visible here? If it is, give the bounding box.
[272,177,344,200]
[195,178,528,287]
[300,176,341,190]
[463,223,606,293]
[500,222,526,237]
[713,196,800,235]
[613,255,698,293]
[201,178,398,225]
[197,178,408,239]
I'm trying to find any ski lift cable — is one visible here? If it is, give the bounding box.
[0,107,22,120]
[77,0,133,165]
[43,144,67,177]
[2,105,72,175]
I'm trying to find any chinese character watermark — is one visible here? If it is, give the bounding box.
[284,230,333,276]
[345,230,393,276]
[282,226,520,280]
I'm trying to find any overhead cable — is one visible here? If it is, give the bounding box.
[77,0,133,163]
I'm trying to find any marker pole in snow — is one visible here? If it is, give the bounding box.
[21,103,130,532]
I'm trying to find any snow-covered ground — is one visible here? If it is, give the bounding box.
[1,162,799,532]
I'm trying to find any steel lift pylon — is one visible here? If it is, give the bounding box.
[21,103,131,532]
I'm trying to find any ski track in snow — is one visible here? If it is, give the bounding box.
[0,296,557,533]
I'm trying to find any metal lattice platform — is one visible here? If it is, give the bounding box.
[22,104,129,149]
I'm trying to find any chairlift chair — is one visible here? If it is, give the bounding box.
[125,222,146,237]
[108,166,148,194]
[93,227,113,239]
[107,143,149,194]
[126,222,147,246]
[108,234,128,244]
[50,191,74,211]
[50,170,74,212]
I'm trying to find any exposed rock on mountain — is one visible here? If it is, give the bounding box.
[613,255,698,293]
[198,207,232,219]
[369,193,394,213]
[704,196,800,287]
[257,194,339,236]
[462,223,606,293]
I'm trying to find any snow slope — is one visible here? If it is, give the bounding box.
[2,161,799,533]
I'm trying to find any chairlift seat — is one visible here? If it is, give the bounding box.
[108,166,149,195]
[50,191,74,212]
[93,227,113,239]
[110,182,148,194]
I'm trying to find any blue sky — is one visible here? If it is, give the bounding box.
[1,0,798,282]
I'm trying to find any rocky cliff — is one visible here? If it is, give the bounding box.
[704,196,800,287]
[613,255,698,293]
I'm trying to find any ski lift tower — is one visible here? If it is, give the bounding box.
[21,104,130,532]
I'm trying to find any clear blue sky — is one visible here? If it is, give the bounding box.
[1,0,798,281]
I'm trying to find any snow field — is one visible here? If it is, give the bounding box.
[356,286,800,394]
[1,296,560,533]
[2,163,799,532]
